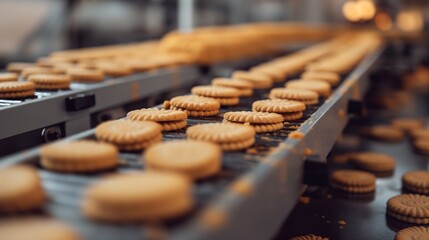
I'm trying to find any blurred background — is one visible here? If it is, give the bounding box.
[0,0,428,68]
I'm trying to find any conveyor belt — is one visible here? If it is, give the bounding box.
[0,46,384,240]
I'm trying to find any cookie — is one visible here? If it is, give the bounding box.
[410,129,429,139]
[171,107,220,117]
[395,226,429,240]
[269,88,319,105]
[22,67,64,79]
[211,78,253,97]
[67,67,104,82]
[82,172,193,221]
[391,118,424,133]
[224,119,283,133]
[6,62,35,73]
[290,234,329,240]
[95,119,162,150]
[144,140,221,179]
[169,95,220,111]
[0,217,80,240]
[0,165,45,213]
[285,80,331,97]
[191,86,240,98]
[387,194,429,224]
[232,70,273,89]
[414,139,429,155]
[350,152,396,172]
[127,108,187,122]
[403,171,429,194]
[301,71,341,86]
[187,123,255,151]
[331,170,376,193]
[223,111,283,124]
[250,66,285,83]
[366,125,405,142]
[281,111,304,121]
[0,72,18,82]
[252,99,306,114]
[40,140,119,172]
[95,63,133,77]
[0,81,35,99]
[28,74,71,90]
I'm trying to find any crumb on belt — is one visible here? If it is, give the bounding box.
[299,196,311,204]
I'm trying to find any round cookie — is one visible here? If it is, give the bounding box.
[40,140,119,172]
[395,226,429,240]
[301,71,341,86]
[95,119,162,150]
[22,67,64,79]
[82,172,193,221]
[250,66,285,83]
[223,111,283,124]
[285,80,331,97]
[127,108,187,122]
[6,62,35,73]
[28,74,71,90]
[67,68,104,82]
[211,78,253,97]
[211,96,240,106]
[232,70,273,89]
[187,123,255,151]
[290,234,329,240]
[391,118,424,133]
[281,111,304,121]
[403,171,429,194]
[224,120,284,133]
[387,194,429,224]
[0,72,18,82]
[366,125,405,142]
[171,107,219,117]
[410,129,429,139]
[331,169,376,193]
[144,140,221,179]
[95,63,133,77]
[0,165,45,213]
[350,152,396,172]
[191,86,240,98]
[269,88,319,105]
[252,99,306,114]
[414,139,429,155]
[169,95,220,111]
[0,81,35,99]
[0,217,80,240]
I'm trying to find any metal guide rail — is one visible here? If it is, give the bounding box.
[0,46,384,240]
[0,66,200,155]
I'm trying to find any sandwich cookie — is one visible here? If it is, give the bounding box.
[67,68,104,82]
[330,170,376,193]
[0,165,45,213]
[82,172,193,221]
[366,125,405,142]
[168,95,220,117]
[95,119,162,151]
[21,67,64,79]
[269,88,319,105]
[290,234,329,240]
[387,194,429,224]
[232,70,273,89]
[0,81,35,99]
[223,111,284,133]
[0,217,80,240]
[402,171,429,195]
[350,152,396,173]
[0,72,18,82]
[391,118,425,133]
[95,62,133,77]
[191,85,241,106]
[187,123,255,151]
[144,140,221,179]
[414,139,429,155]
[301,71,341,86]
[250,66,285,83]
[252,99,306,121]
[40,140,119,172]
[395,226,429,240]
[410,129,429,139]
[28,74,71,90]
[127,108,187,131]
[285,80,331,97]
[6,62,35,73]
[212,78,254,97]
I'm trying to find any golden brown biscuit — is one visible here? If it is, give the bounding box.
[395,226,429,240]
[366,125,405,142]
[223,119,283,133]
[285,80,331,97]
[290,234,329,240]
[391,118,424,133]
[169,95,220,111]
[414,139,429,155]
[402,171,429,195]
[252,99,306,113]
[144,140,221,179]
[250,66,285,83]
[0,217,80,240]
[95,119,162,150]
[40,140,118,172]
[28,74,71,90]
[127,108,187,122]
[301,71,341,86]
[82,172,193,221]
[212,78,253,97]
[22,67,64,79]
[0,72,18,82]
[67,68,104,82]
[387,194,429,224]
[232,70,273,89]
[331,169,376,193]
[223,111,283,124]
[410,129,429,139]
[281,111,304,121]
[0,81,35,99]
[6,62,35,73]
[350,152,396,172]
[0,165,45,213]
[171,107,219,117]
[269,88,319,105]
[191,86,240,98]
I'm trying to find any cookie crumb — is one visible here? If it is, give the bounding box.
[299,196,311,204]
[246,148,258,154]
[338,220,347,225]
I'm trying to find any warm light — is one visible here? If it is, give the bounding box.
[374,12,392,31]
[397,10,424,32]
[342,0,377,22]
